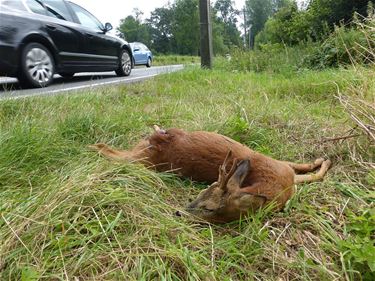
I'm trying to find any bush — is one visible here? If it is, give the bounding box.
[303,26,373,68]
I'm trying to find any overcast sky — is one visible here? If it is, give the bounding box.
[72,0,246,29]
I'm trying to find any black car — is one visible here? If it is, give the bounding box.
[0,0,133,88]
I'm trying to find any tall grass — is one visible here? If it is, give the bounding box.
[153,55,200,66]
[215,43,317,75]
[1,20,375,278]
[1,65,373,280]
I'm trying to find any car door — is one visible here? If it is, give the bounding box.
[32,0,87,68]
[139,44,148,64]
[67,1,119,69]
[133,43,148,64]
[132,43,142,64]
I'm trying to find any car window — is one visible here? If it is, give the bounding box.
[141,44,149,51]
[26,0,47,15]
[0,0,27,11]
[69,2,103,31]
[43,0,73,21]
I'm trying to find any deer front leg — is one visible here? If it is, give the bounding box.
[294,159,332,184]
[282,158,325,174]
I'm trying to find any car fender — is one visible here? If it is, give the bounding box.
[120,44,134,68]
[19,33,59,65]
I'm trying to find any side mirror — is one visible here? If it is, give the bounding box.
[104,22,113,32]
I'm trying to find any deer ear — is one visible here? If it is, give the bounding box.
[227,159,250,190]
[148,132,172,151]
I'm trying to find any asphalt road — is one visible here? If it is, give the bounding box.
[0,64,184,100]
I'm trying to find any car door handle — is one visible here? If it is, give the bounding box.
[46,24,57,30]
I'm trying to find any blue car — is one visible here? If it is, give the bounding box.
[130,42,153,67]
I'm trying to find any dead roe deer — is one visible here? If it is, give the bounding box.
[89,126,331,223]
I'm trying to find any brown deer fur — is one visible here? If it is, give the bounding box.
[89,126,331,223]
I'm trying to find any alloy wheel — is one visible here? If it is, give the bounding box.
[25,47,54,85]
[121,51,131,75]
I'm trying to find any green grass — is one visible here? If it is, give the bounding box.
[0,66,374,280]
[153,55,200,66]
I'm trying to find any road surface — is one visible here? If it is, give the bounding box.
[0,65,183,100]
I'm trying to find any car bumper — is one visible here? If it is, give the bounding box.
[0,44,18,76]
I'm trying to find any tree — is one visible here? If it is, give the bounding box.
[256,0,375,45]
[117,11,150,45]
[255,1,302,45]
[214,0,242,48]
[172,0,200,55]
[118,0,242,55]
[214,0,238,23]
[306,0,373,40]
[245,0,273,48]
[147,7,175,54]
[245,0,290,47]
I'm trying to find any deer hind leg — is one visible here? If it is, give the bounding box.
[294,159,331,184]
[88,140,151,162]
[283,158,325,174]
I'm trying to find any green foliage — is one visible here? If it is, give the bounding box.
[152,55,200,66]
[172,0,200,55]
[256,2,309,46]
[220,43,315,74]
[339,209,375,280]
[247,11,375,71]
[147,7,175,54]
[117,14,151,45]
[214,0,242,49]
[306,0,372,40]
[119,0,242,55]
[303,17,375,69]
[245,0,289,47]
[21,267,39,281]
[256,0,374,46]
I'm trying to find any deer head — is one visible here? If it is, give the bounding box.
[184,151,265,223]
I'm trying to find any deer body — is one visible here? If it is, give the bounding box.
[90,127,331,223]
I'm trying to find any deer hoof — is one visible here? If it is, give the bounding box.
[314,158,325,166]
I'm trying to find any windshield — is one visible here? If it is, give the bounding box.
[0,0,28,11]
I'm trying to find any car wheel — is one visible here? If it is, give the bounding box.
[59,72,75,78]
[115,49,132,76]
[18,42,55,88]
[146,57,152,68]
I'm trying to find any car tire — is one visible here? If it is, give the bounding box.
[146,57,152,68]
[115,49,132,76]
[18,42,55,88]
[59,72,75,78]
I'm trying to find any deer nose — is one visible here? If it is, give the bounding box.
[175,211,182,217]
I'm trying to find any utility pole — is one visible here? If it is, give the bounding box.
[199,0,213,69]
